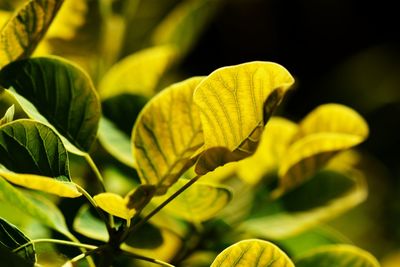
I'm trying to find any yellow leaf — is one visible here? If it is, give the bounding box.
[274,104,369,196]
[99,45,177,99]
[152,178,232,222]
[0,10,11,28]
[193,61,294,175]
[0,0,64,68]
[211,239,294,267]
[0,171,81,198]
[132,77,204,195]
[93,192,135,220]
[237,117,298,185]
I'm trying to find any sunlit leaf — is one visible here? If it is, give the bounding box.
[98,117,135,168]
[241,169,367,239]
[0,217,35,265]
[0,57,101,153]
[0,178,73,237]
[152,178,232,222]
[0,104,14,125]
[296,245,380,267]
[152,0,222,59]
[99,45,176,99]
[0,119,81,197]
[193,61,294,175]
[0,0,64,68]
[274,104,369,196]
[93,192,135,220]
[0,10,11,28]
[211,239,294,267]
[45,0,87,40]
[181,251,218,267]
[132,77,204,195]
[237,117,298,185]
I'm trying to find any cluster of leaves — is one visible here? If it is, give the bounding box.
[0,0,383,266]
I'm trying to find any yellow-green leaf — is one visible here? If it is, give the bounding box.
[296,245,380,267]
[0,104,14,126]
[152,0,222,59]
[211,239,294,267]
[193,61,294,175]
[152,178,232,222]
[241,169,367,239]
[93,192,135,220]
[132,77,204,195]
[274,104,369,196]
[0,0,64,68]
[0,57,101,153]
[99,45,176,99]
[0,119,81,198]
[237,117,298,185]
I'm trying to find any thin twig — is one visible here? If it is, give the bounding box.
[12,239,97,253]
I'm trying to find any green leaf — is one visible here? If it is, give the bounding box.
[98,117,135,168]
[152,0,222,59]
[0,57,101,153]
[211,239,294,267]
[274,104,369,197]
[152,178,232,222]
[0,0,64,68]
[0,178,74,237]
[0,244,33,267]
[296,245,380,267]
[99,45,177,99]
[240,169,367,239]
[193,61,294,175]
[0,119,81,197]
[132,77,204,195]
[0,104,14,126]
[0,217,35,265]
[73,204,164,249]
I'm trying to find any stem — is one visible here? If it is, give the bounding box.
[121,175,201,242]
[121,249,174,267]
[63,232,96,267]
[83,153,115,228]
[69,247,103,264]
[12,239,97,253]
[84,153,106,192]
[75,183,113,234]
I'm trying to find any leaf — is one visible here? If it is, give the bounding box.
[193,61,294,175]
[152,0,222,59]
[152,178,232,222]
[210,239,294,267]
[0,119,81,197]
[274,104,369,196]
[0,0,64,68]
[98,117,135,168]
[0,217,35,265]
[0,178,73,237]
[0,57,101,153]
[99,45,177,99]
[93,192,135,220]
[132,77,204,195]
[73,204,164,249]
[237,117,298,185]
[240,169,367,239]
[296,245,380,267]
[0,244,33,267]
[0,104,14,125]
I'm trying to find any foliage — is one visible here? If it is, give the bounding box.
[0,0,383,266]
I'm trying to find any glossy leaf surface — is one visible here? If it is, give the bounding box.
[0,120,80,197]
[211,239,294,267]
[0,0,63,68]
[296,245,380,267]
[194,61,294,174]
[0,218,35,265]
[0,57,101,153]
[132,77,204,194]
[0,104,14,126]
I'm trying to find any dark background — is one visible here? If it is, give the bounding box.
[182,0,400,257]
